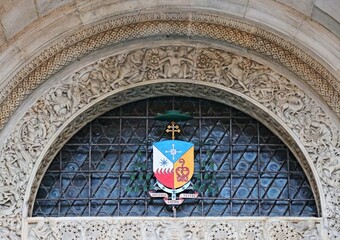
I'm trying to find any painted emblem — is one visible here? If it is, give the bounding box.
[153,140,194,190]
[149,113,198,210]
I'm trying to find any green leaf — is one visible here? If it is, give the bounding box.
[141,164,147,170]
[133,186,140,192]
[130,174,136,180]
[204,173,211,180]
[145,173,152,180]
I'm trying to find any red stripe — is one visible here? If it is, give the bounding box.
[154,168,174,188]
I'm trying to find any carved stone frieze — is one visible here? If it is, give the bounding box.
[0,46,339,239]
[0,216,21,240]
[25,217,322,240]
[0,10,339,130]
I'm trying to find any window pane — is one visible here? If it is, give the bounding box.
[33,97,317,217]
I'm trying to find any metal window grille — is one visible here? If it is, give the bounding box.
[32,97,318,217]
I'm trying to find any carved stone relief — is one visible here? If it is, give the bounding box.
[0,11,339,131]
[0,46,339,239]
[26,217,322,240]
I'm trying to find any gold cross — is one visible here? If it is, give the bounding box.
[166,121,181,140]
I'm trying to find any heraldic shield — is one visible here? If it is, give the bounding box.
[153,140,194,189]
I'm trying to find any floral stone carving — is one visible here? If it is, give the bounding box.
[0,46,338,239]
[26,217,322,240]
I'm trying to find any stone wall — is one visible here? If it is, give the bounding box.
[0,2,339,239]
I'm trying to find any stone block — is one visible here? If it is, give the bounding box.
[35,0,74,16]
[0,44,23,88]
[0,26,7,48]
[312,6,340,39]
[275,0,314,16]
[17,7,82,55]
[295,19,340,71]
[246,0,303,38]
[315,0,340,23]
[1,0,38,39]
[76,0,248,25]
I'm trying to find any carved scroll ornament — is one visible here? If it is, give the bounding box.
[0,46,339,239]
[26,218,322,240]
[0,11,339,132]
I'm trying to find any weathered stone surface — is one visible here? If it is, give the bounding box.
[0,1,339,239]
[275,0,314,16]
[16,7,82,56]
[246,0,303,38]
[315,0,340,23]
[0,45,339,238]
[35,0,74,16]
[312,6,340,39]
[0,26,7,49]
[25,217,323,240]
[1,0,38,39]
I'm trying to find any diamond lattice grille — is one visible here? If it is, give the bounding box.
[33,97,317,217]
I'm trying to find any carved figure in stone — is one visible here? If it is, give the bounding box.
[143,48,166,80]
[160,47,194,79]
[76,69,113,103]
[1,46,338,239]
[2,146,29,185]
[0,185,18,216]
[47,87,73,118]
[224,56,249,92]
[295,221,321,240]
[278,91,305,126]
[249,74,279,103]
[19,116,47,157]
[155,222,193,240]
[195,49,231,83]
[100,56,119,72]
[110,50,145,87]
[317,146,340,188]
[31,99,50,118]
[28,221,56,240]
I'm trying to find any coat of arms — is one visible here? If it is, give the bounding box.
[153,140,194,190]
[149,111,198,210]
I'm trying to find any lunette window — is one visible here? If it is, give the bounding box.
[33,97,318,217]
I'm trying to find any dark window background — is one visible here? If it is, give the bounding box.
[33,97,318,217]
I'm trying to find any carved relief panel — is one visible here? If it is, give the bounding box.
[0,46,338,239]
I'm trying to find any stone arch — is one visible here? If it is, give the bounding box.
[0,10,339,133]
[0,8,338,239]
[0,43,338,238]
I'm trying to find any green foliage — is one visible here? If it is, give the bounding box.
[193,148,219,196]
[126,149,152,194]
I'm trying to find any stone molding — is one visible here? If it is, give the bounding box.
[26,217,322,239]
[0,45,339,239]
[0,10,339,131]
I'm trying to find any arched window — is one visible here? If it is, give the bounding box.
[32,97,318,217]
